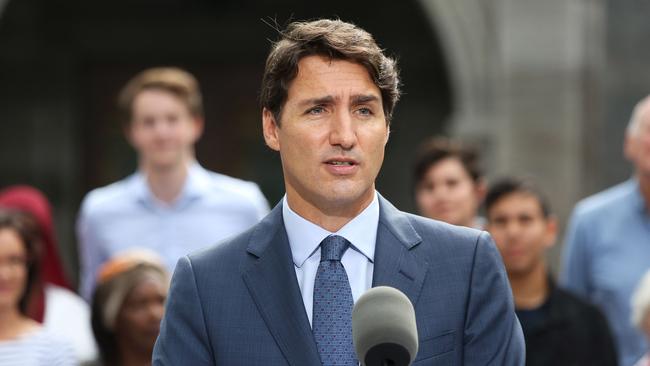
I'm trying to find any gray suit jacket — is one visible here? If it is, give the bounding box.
[153,196,524,365]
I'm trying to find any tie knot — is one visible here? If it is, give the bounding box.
[320,235,350,262]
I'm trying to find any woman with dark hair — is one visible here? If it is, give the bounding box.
[0,185,97,362]
[88,250,168,366]
[0,209,76,365]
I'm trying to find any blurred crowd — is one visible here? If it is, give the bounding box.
[1,66,649,366]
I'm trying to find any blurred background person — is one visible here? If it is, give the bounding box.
[632,270,650,366]
[0,185,96,363]
[0,210,76,366]
[0,186,71,295]
[486,177,617,366]
[88,250,168,366]
[77,67,270,300]
[413,137,486,228]
[2,1,649,315]
[561,95,650,366]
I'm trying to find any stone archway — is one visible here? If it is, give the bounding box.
[417,0,500,140]
[417,0,608,272]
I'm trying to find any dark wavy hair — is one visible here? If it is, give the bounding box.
[260,19,401,125]
[413,137,483,189]
[485,176,551,218]
[91,285,119,366]
[0,209,42,315]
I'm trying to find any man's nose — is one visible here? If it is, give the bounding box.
[151,118,173,136]
[329,110,356,150]
[505,223,521,238]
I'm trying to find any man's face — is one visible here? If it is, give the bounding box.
[486,192,556,276]
[263,55,389,217]
[626,108,650,178]
[415,157,484,227]
[127,89,203,170]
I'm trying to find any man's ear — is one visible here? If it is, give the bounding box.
[544,215,559,249]
[475,178,488,202]
[262,108,280,151]
[191,116,205,143]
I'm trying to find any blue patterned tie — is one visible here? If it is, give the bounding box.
[312,235,357,366]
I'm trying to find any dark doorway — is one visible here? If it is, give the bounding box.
[0,0,451,278]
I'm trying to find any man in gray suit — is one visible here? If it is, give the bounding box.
[153,19,524,365]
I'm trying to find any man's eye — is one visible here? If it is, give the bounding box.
[142,118,156,127]
[167,114,179,124]
[519,216,534,224]
[357,107,372,116]
[493,218,507,226]
[307,106,325,115]
[445,179,459,188]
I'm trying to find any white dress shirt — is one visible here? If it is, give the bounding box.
[77,162,270,300]
[282,192,378,326]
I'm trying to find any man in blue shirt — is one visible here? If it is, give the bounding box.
[77,67,270,300]
[562,94,650,366]
[153,19,524,365]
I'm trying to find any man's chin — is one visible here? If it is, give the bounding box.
[506,263,537,277]
[320,189,374,211]
[145,156,184,170]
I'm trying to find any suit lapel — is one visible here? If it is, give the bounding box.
[242,203,321,366]
[372,195,428,307]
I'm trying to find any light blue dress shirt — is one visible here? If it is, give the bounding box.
[77,163,270,300]
[561,179,650,366]
[282,192,378,326]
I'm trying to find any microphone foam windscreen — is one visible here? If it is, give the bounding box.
[352,286,418,366]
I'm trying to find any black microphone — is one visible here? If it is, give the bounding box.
[352,286,418,366]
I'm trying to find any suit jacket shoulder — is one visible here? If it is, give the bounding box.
[154,196,524,366]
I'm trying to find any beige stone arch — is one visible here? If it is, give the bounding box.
[416,0,605,272]
[416,0,500,141]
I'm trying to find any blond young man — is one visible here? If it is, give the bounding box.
[77,68,269,300]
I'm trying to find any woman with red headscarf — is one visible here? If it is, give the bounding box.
[0,185,97,363]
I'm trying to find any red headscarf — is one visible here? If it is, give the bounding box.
[0,185,72,322]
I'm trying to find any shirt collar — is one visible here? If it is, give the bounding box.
[628,177,650,215]
[282,192,379,268]
[131,161,209,208]
[183,162,213,200]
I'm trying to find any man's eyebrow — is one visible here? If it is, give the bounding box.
[351,94,380,104]
[297,96,335,108]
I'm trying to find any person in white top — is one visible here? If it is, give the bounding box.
[0,185,97,363]
[0,210,76,366]
[77,67,269,300]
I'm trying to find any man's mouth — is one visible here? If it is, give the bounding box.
[327,161,355,166]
